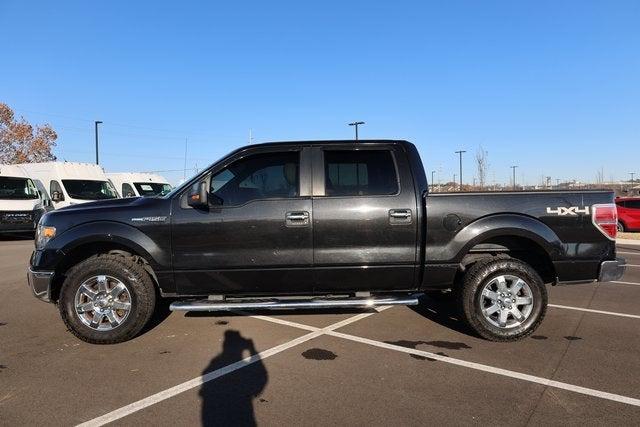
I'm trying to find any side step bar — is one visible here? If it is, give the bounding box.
[170,295,421,312]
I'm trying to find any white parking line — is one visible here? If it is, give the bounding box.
[78,301,640,426]
[326,330,640,407]
[76,311,378,427]
[618,251,640,256]
[622,264,640,268]
[549,304,640,319]
[611,280,640,287]
[245,313,640,407]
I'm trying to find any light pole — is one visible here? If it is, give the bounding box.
[348,121,365,140]
[94,121,102,165]
[511,165,518,190]
[455,150,466,191]
[431,170,436,192]
[631,172,636,184]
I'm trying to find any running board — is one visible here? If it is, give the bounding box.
[169,295,421,312]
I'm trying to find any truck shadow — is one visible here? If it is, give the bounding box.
[186,307,375,318]
[409,295,477,337]
[200,330,268,426]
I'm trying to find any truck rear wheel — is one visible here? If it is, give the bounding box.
[459,257,547,342]
[58,254,156,344]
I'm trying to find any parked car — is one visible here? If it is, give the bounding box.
[107,172,172,198]
[27,140,625,344]
[0,164,52,234]
[19,162,119,208]
[615,196,640,232]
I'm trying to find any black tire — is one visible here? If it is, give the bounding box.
[59,253,156,344]
[617,221,625,232]
[459,257,547,342]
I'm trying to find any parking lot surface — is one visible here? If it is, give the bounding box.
[2,240,640,425]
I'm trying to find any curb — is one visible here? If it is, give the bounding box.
[616,238,640,246]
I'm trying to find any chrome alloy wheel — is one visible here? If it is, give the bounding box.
[74,275,132,331]
[479,275,534,329]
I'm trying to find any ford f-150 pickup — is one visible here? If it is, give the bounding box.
[27,140,625,344]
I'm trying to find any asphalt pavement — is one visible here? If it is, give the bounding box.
[1,239,639,425]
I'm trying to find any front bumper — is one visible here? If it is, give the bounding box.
[27,266,54,302]
[598,258,625,282]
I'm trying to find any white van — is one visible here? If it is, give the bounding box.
[19,162,119,209]
[107,172,172,198]
[0,164,52,234]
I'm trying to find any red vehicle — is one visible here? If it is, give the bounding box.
[615,197,640,232]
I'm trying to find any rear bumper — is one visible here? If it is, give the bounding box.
[598,258,625,282]
[27,266,54,302]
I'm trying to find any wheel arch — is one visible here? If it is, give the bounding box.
[49,221,167,301]
[453,214,561,285]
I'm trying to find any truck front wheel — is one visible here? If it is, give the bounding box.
[58,254,156,344]
[459,257,547,342]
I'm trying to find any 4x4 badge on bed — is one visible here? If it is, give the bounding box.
[546,206,590,216]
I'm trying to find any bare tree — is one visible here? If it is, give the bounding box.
[475,145,489,189]
[0,102,57,163]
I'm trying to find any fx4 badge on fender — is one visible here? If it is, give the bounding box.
[546,206,590,216]
[131,216,168,222]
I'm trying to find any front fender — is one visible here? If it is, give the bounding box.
[431,214,563,263]
[51,221,169,270]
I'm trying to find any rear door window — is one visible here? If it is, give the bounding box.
[324,150,398,196]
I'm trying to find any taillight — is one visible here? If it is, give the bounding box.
[592,203,617,240]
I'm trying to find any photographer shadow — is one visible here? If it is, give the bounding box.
[200,330,268,427]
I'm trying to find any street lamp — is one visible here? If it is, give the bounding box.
[348,121,365,140]
[94,121,103,165]
[431,170,436,192]
[511,165,518,190]
[454,150,466,191]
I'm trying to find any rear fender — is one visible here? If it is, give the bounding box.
[448,214,563,262]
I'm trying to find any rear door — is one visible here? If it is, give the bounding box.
[311,143,418,292]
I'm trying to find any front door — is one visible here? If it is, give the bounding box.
[311,144,418,292]
[171,147,314,295]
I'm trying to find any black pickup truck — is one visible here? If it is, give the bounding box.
[28,140,625,344]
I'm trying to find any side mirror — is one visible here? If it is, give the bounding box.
[187,182,209,208]
[51,191,63,202]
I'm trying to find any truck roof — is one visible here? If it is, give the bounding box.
[240,139,412,149]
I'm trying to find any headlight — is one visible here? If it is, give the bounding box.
[35,225,56,250]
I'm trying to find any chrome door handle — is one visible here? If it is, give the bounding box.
[390,211,411,218]
[286,212,309,221]
[285,211,310,227]
[389,209,412,224]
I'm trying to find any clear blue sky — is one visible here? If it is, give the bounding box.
[1,0,638,185]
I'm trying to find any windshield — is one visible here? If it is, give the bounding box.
[0,177,39,200]
[133,182,172,197]
[62,180,118,200]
